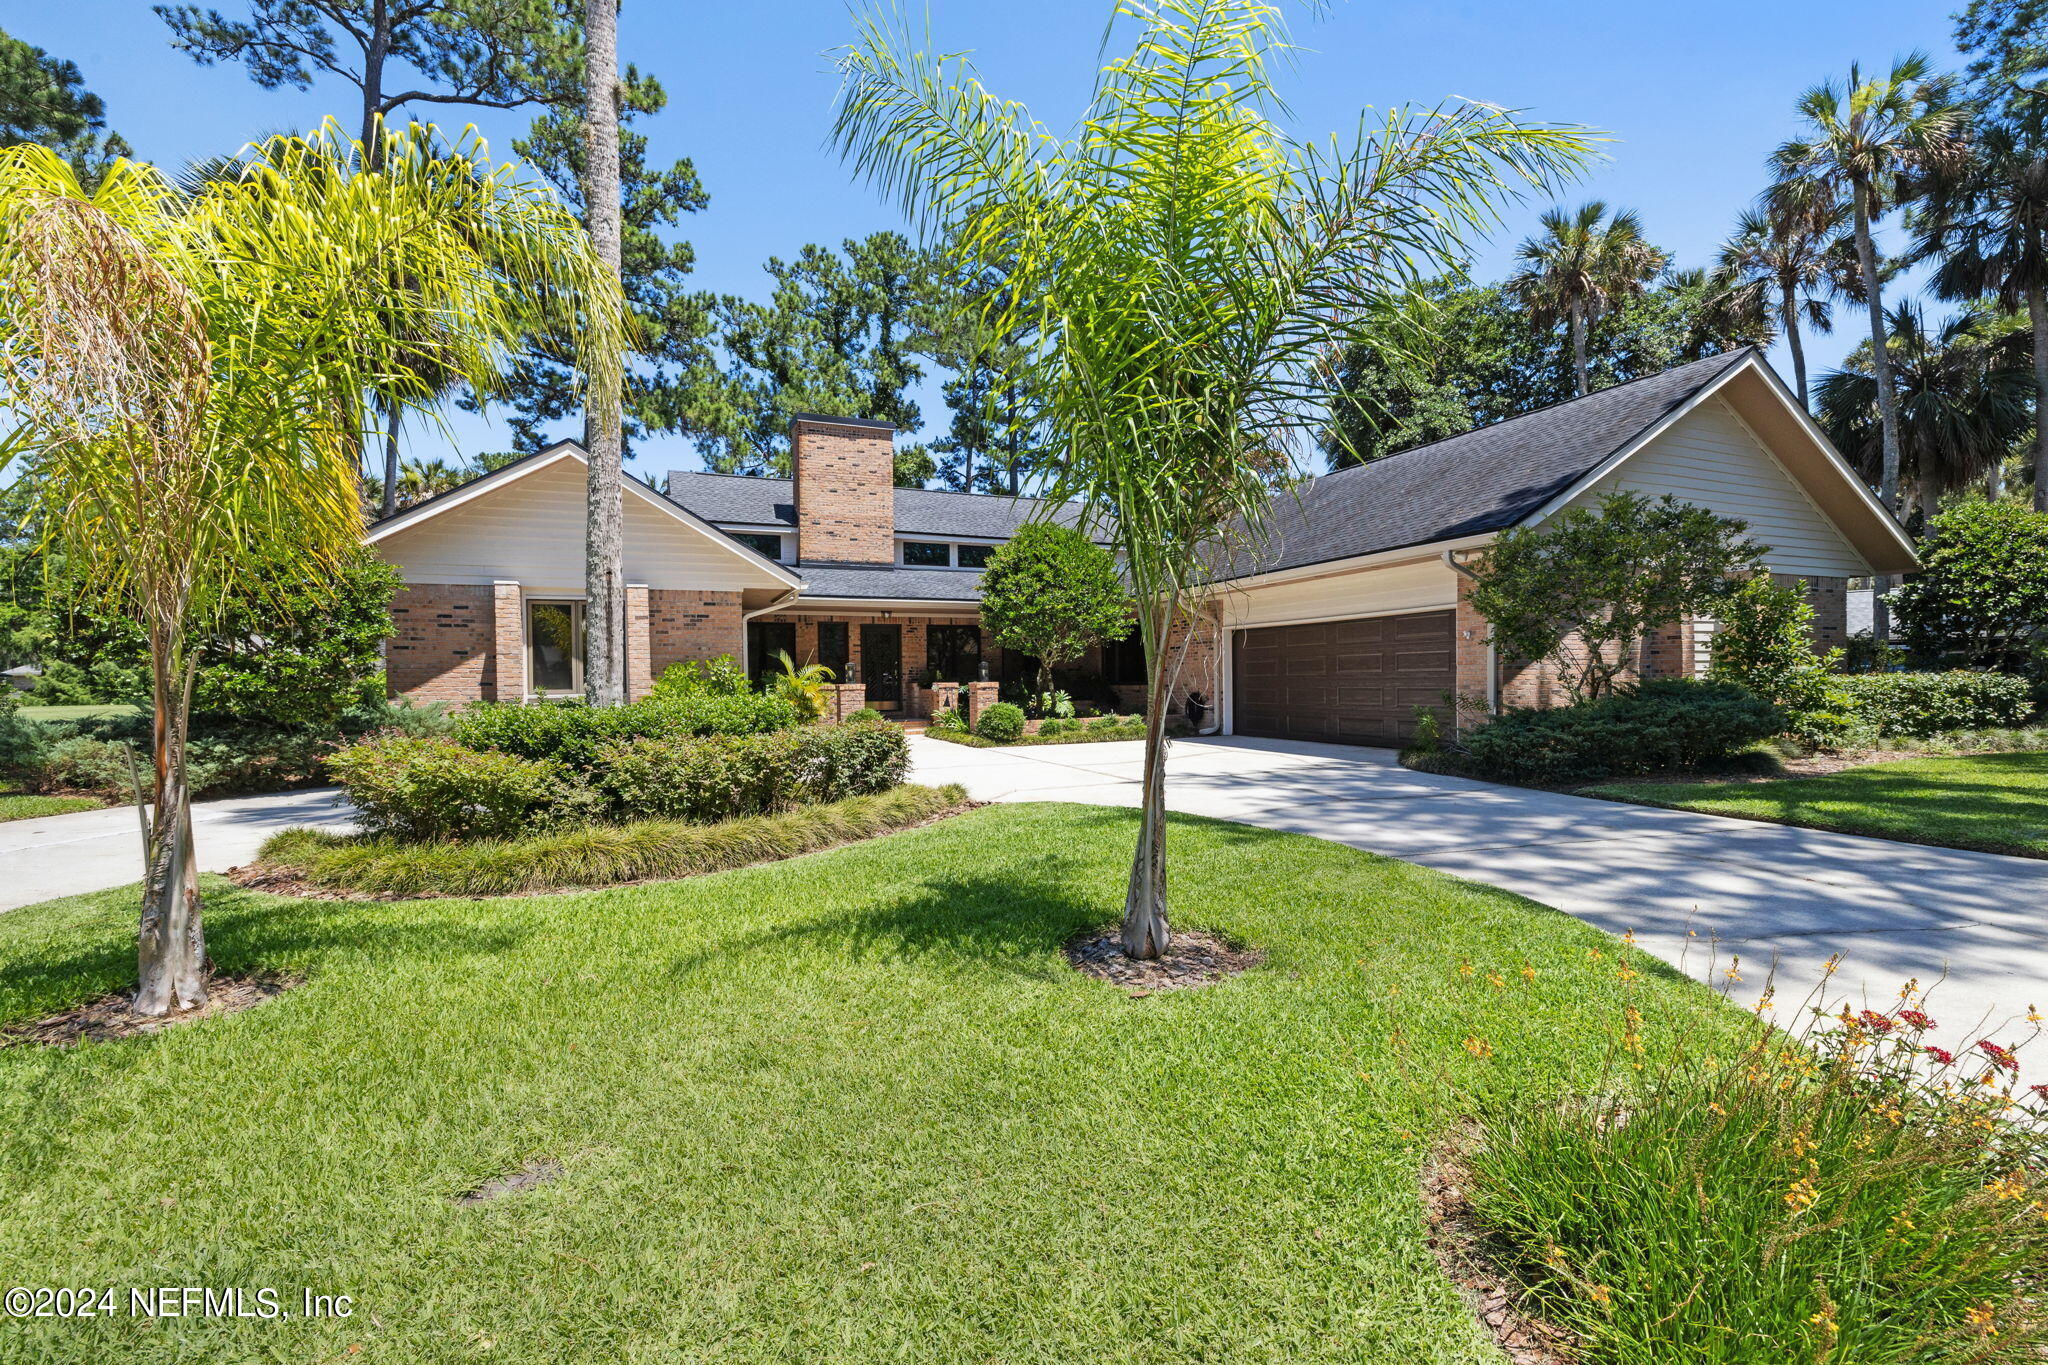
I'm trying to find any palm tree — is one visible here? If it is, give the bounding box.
[833,0,1594,959]
[1506,202,1667,397]
[1911,116,2048,511]
[1814,303,2032,523]
[581,0,628,707]
[1771,55,1968,516]
[0,126,622,1014]
[1713,190,1855,409]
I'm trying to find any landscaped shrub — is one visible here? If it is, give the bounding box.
[648,653,750,700]
[1837,670,2035,737]
[328,736,588,842]
[1707,574,1854,747]
[1457,957,2048,1361]
[1088,714,1131,732]
[453,693,798,768]
[975,701,1026,743]
[1460,679,1783,783]
[1038,718,1070,736]
[23,721,333,800]
[0,691,44,773]
[927,706,964,732]
[595,722,910,823]
[845,707,886,726]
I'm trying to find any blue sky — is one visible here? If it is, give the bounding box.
[13,0,1969,479]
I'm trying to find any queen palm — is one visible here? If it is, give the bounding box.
[1771,55,1967,516]
[1506,202,1666,397]
[0,125,621,1014]
[832,0,1593,958]
[1911,116,2048,510]
[1713,190,1854,409]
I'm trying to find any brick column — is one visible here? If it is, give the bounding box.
[1453,576,1493,726]
[930,681,962,720]
[490,581,523,702]
[965,681,1000,727]
[826,683,867,722]
[625,583,653,700]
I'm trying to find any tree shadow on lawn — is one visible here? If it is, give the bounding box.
[1695,766,2048,852]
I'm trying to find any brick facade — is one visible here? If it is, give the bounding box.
[648,589,745,679]
[387,583,498,703]
[792,416,896,565]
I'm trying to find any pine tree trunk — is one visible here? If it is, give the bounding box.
[582,0,627,707]
[1851,179,1902,642]
[1782,279,1809,411]
[2030,283,2048,513]
[134,639,204,1016]
[380,394,401,521]
[1120,598,1173,960]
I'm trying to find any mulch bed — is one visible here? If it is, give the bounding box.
[1421,1129,1580,1365]
[0,971,301,1049]
[1064,928,1263,994]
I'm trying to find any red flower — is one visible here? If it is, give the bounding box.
[1924,1046,1956,1065]
[1978,1040,2020,1073]
[1859,1010,1896,1034]
[1899,1010,1936,1031]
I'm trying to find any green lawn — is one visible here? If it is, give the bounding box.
[1589,750,2048,857]
[13,702,141,723]
[0,804,1731,1363]
[0,789,102,823]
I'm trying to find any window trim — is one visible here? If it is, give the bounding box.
[730,530,784,562]
[901,540,952,568]
[526,598,586,697]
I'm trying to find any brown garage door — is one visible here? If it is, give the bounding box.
[1232,610,1455,747]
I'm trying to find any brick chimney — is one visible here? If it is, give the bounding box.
[791,413,896,564]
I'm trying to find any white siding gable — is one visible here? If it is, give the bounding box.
[376,456,783,593]
[1559,397,1873,578]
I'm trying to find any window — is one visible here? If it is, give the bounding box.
[928,624,982,683]
[902,541,950,567]
[527,600,584,695]
[956,543,994,569]
[817,622,849,680]
[747,620,796,688]
[1107,635,1146,686]
[731,531,782,561]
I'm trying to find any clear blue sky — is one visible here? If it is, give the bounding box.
[12,0,1969,479]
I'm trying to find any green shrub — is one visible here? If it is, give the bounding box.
[928,706,964,732]
[1838,671,2035,737]
[26,722,331,800]
[596,723,910,823]
[1087,714,1127,732]
[328,736,587,842]
[1890,497,2048,674]
[344,694,457,738]
[649,654,750,700]
[1461,679,1783,783]
[845,707,886,726]
[1708,574,1854,747]
[1038,718,1070,736]
[0,691,45,772]
[259,784,968,897]
[453,693,797,769]
[1460,961,2048,1361]
[975,702,1026,743]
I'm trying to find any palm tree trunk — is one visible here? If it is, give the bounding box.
[1782,278,1809,410]
[134,637,204,1016]
[1121,595,1173,960]
[1569,303,1589,397]
[1851,179,1902,642]
[2030,283,2048,513]
[582,0,627,707]
[379,394,401,520]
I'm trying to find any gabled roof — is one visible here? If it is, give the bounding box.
[1243,349,1764,576]
[663,470,1095,540]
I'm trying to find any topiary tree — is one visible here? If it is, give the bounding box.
[1890,498,2048,674]
[1707,573,1851,747]
[977,523,1132,703]
[1464,490,1764,701]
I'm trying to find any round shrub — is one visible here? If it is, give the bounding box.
[1836,671,2035,738]
[1461,679,1783,784]
[975,702,1026,743]
[844,707,886,726]
[327,735,584,842]
[1038,718,1070,736]
[1087,714,1127,732]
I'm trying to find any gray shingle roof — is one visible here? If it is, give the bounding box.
[793,562,984,602]
[1237,348,1757,577]
[663,471,1093,539]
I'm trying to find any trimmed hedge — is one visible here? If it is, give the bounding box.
[1460,679,1784,784]
[327,737,595,842]
[1836,671,2035,738]
[452,694,798,768]
[975,702,1026,743]
[255,783,968,897]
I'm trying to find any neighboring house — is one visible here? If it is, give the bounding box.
[369,349,1917,746]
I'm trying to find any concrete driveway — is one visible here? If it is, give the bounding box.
[911,734,2048,1057]
[1,788,356,914]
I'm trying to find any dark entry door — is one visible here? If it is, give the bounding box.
[747,620,795,688]
[1232,609,1454,747]
[859,624,902,710]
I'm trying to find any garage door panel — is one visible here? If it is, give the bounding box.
[1232,609,1454,748]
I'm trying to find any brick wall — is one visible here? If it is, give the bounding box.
[387,582,496,703]
[792,416,896,565]
[648,589,744,676]
[1783,574,1849,651]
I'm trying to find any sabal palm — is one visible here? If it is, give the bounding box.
[1506,201,1666,397]
[1814,303,2032,519]
[1714,191,1854,409]
[1911,117,2048,511]
[0,125,622,1014]
[1771,53,1968,514]
[833,0,1593,957]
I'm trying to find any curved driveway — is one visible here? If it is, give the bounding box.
[910,733,2048,1060]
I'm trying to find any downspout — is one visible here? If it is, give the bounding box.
[1441,549,1497,717]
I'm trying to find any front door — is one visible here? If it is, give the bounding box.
[859,624,902,710]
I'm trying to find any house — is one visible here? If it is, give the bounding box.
[368,348,1917,746]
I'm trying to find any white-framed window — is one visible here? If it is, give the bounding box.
[730,531,784,561]
[527,599,585,696]
[902,540,951,567]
